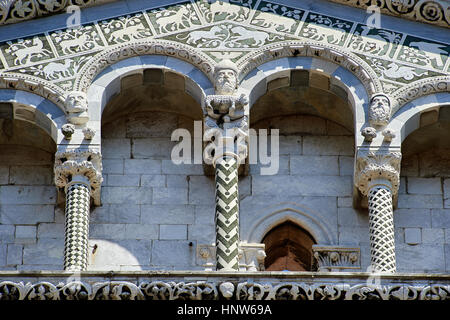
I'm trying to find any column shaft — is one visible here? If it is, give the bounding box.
[367,184,396,273]
[215,156,240,271]
[64,182,91,271]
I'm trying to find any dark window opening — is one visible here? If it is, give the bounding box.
[262,221,316,271]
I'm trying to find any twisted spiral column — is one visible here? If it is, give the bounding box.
[214,156,240,271]
[63,176,91,271]
[367,180,396,273]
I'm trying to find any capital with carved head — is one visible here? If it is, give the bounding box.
[204,60,249,167]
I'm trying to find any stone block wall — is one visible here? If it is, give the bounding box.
[0,144,60,271]
[1,113,449,273]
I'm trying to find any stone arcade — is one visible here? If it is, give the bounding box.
[0,0,449,300]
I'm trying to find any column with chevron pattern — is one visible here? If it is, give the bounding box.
[215,156,240,271]
[204,59,249,271]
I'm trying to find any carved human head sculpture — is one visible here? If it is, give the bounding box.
[214,59,239,95]
[65,91,88,114]
[369,93,391,127]
[65,91,89,125]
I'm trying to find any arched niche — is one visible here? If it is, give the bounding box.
[262,221,316,271]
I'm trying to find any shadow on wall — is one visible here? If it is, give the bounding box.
[87,238,199,271]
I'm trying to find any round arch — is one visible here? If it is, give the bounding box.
[390,75,450,116]
[86,54,214,124]
[0,88,65,143]
[387,92,450,146]
[244,202,337,245]
[238,55,371,144]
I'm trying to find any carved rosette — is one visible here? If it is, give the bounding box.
[355,150,402,196]
[54,149,103,205]
[327,0,450,28]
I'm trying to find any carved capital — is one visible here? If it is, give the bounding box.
[205,94,248,121]
[65,91,89,125]
[203,74,249,166]
[355,149,402,196]
[197,243,266,271]
[312,246,360,271]
[238,243,266,272]
[54,149,103,205]
[203,123,249,166]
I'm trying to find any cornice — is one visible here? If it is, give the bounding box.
[0,0,118,26]
[327,0,450,29]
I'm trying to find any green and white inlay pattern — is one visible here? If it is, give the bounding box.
[64,182,91,271]
[215,156,240,271]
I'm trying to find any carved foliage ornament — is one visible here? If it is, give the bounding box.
[54,149,103,200]
[74,39,215,93]
[0,0,111,26]
[1,280,449,300]
[355,150,402,195]
[391,76,450,114]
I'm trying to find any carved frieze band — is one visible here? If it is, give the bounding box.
[2,0,449,29]
[355,149,402,196]
[74,39,215,92]
[0,0,116,26]
[327,0,450,28]
[0,279,449,300]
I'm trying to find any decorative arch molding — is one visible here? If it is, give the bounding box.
[0,72,66,112]
[388,91,450,145]
[87,54,214,123]
[239,55,370,140]
[391,76,450,116]
[236,40,382,96]
[244,202,337,245]
[0,88,65,142]
[74,39,216,93]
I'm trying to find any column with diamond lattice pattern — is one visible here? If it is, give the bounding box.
[367,181,396,272]
[54,149,103,271]
[64,178,91,271]
[215,156,240,271]
[355,150,401,273]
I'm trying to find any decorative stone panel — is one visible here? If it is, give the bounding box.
[312,245,361,271]
[0,272,449,300]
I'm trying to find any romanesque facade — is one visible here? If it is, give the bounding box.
[0,0,449,300]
